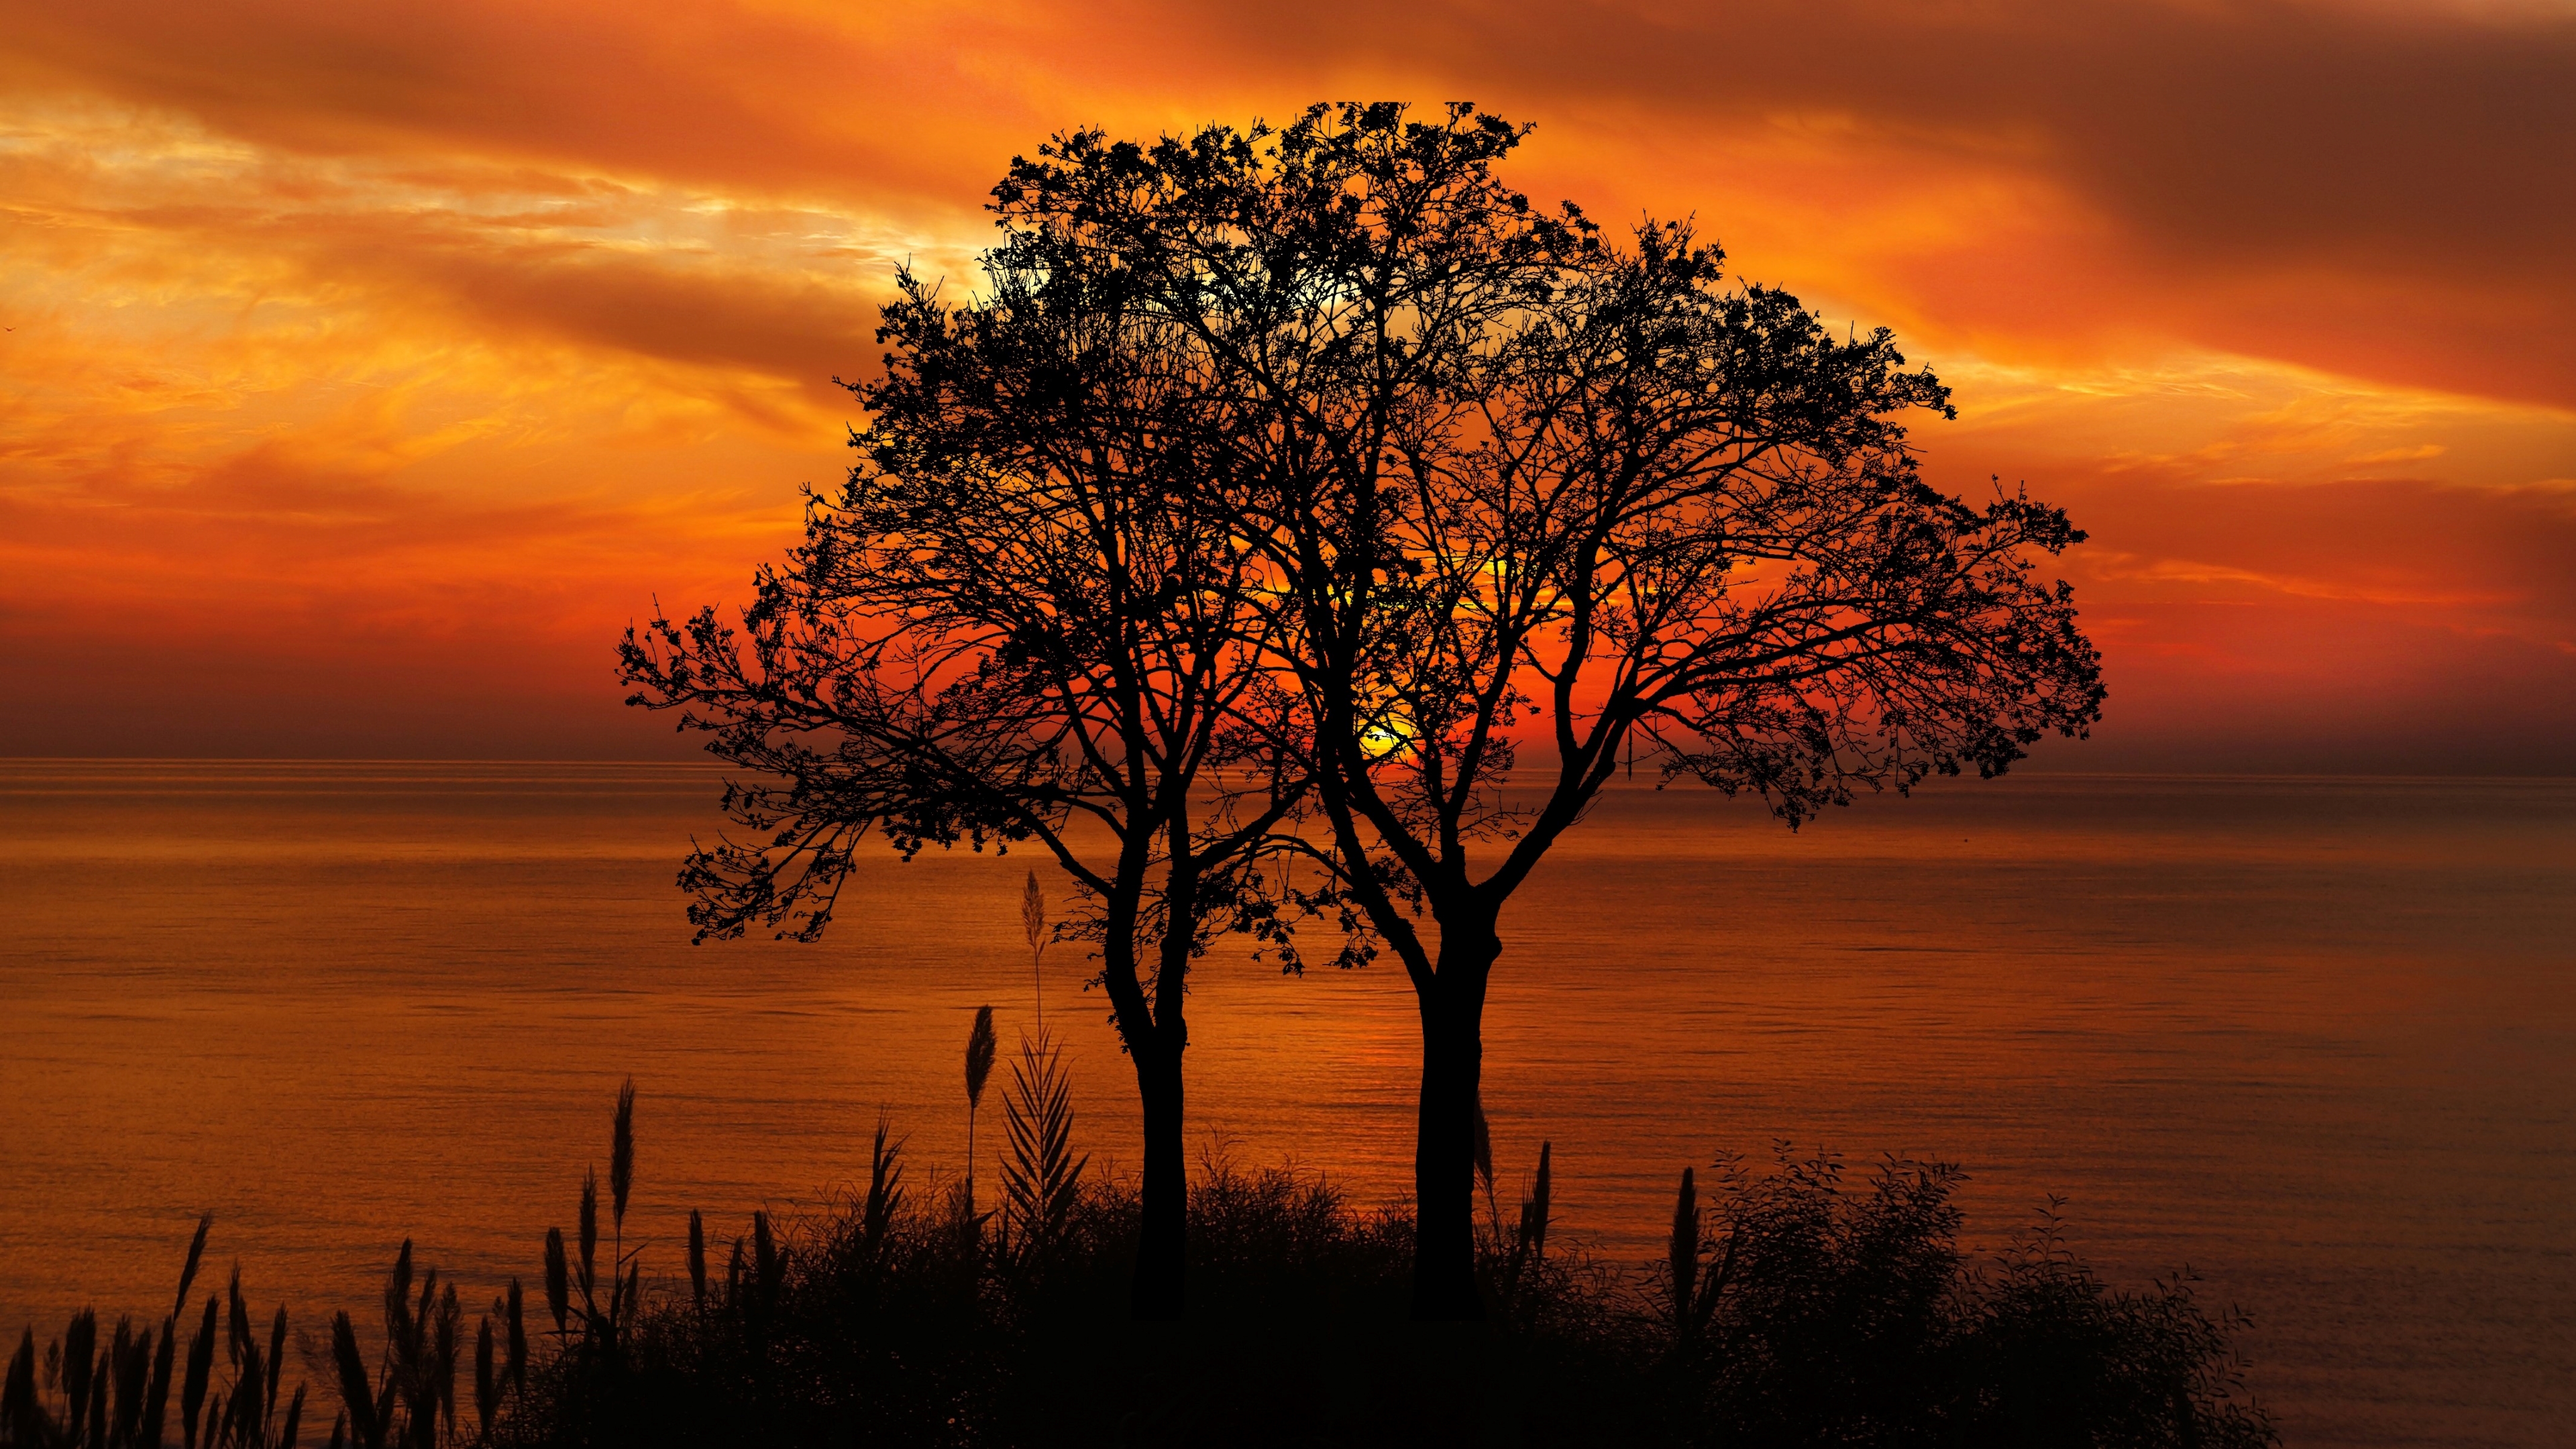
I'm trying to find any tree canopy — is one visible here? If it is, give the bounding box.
[629,99,2104,1320]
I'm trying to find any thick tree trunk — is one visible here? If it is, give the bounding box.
[1411,922,1497,1320]
[1132,1033,1187,1320]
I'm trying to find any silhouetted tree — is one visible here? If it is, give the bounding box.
[619,225,1315,1316]
[994,102,2106,1316]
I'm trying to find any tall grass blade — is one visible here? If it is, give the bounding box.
[542,1232,569,1336]
[863,1116,906,1261]
[328,1313,376,1449]
[381,1245,413,1357]
[611,1078,637,1229]
[181,1296,215,1449]
[279,1382,306,1449]
[2,1329,34,1446]
[142,1313,176,1449]
[474,1317,495,1444]
[1022,869,1046,1026]
[64,1309,95,1447]
[966,1006,997,1213]
[173,1216,212,1326]
[266,1306,287,1439]
[1525,1141,1552,1263]
[502,1280,525,1393]
[578,1173,599,1305]
[432,1283,460,1443]
[1670,1166,1700,1336]
[227,1270,253,1381]
[111,1321,148,1449]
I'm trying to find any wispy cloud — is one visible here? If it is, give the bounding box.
[0,1,2570,765]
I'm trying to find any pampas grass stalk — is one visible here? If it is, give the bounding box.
[174,1215,211,1326]
[1022,869,1046,1027]
[142,1312,175,1449]
[965,1006,996,1218]
[1669,1166,1699,1336]
[328,1313,375,1449]
[611,1077,637,1330]
[279,1381,307,1449]
[433,1282,461,1441]
[265,1305,287,1440]
[62,1309,94,1446]
[541,1230,570,1337]
[474,1316,496,1445]
[863,1116,906,1263]
[1,1330,33,1445]
[181,1294,215,1449]
[502,1278,525,1394]
[578,1171,600,1318]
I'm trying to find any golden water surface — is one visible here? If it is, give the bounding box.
[3,763,2571,1446]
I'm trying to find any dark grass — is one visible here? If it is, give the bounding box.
[5,1108,2275,1449]
[495,1140,2274,1449]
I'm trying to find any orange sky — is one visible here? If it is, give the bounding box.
[3,0,2571,770]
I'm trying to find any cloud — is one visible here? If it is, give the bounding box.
[0,3,2571,766]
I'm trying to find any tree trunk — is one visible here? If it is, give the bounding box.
[1411,922,1497,1320]
[1132,1031,1187,1320]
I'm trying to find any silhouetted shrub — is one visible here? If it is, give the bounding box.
[482,1134,2271,1448]
[5,1110,2275,1449]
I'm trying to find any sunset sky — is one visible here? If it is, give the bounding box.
[3,1,2570,771]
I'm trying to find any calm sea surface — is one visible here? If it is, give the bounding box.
[3,762,2570,1446]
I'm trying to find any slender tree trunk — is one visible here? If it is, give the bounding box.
[1132,1030,1187,1320]
[1411,918,1498,1320]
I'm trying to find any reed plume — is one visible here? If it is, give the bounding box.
[328,1312,376,1449]
[965,1006,997,1216]
[62,1309,94,1447]
[432,1283,460,1442]
[1522,1141,1552,1265]
[1021,869,1046,1026]
[503,1279,525,1393]
[1,1330,33,1445]
[265,1305,287,1442]
[611,1079,636,1227]
[862,1115,906,1266]
[1662,1165,1735,1347]
[173,1215,211,1326]
[278,1383,307,1449]
[140,1315,176,1449]
[578,1171,600,1318]
[111,1320,149,1449]
[541,1231,569,1337]
[473,1317,495,1445]
[181,1294,215,1449]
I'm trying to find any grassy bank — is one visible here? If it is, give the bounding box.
[5,1077,2275,1448]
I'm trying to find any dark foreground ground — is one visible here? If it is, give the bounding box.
[5,1099,2274,1449]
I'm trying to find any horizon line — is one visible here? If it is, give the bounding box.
[5,756,2573,784]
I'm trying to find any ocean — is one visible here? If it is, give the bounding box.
[2,761,2569,1445]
